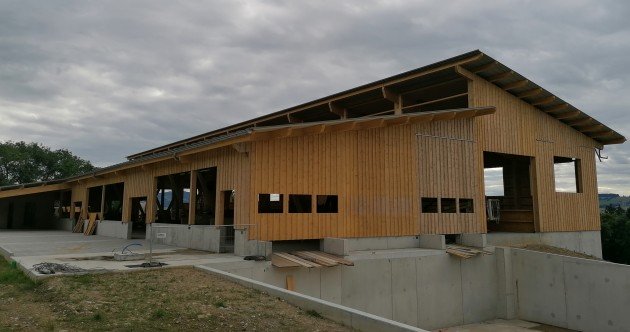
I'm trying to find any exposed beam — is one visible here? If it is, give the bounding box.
[568,117,594,126]
[488,71,514,82]
[384,116,410,126]
[287,114,303,123]
[501,79,529,90]
[555,110,581,120]
[531,96,556,106]
[470,61,498,73]
[515,88,544,99]
[544,103,569,113]
[188,170,197,225]
[382,86,402,115]
[600,137,626,145]
[354,118,385,130]
[455,66,476,81]
[579,124,605,133]
[591,131,615,139]
[328,102,348,119]
[323,121,356,133]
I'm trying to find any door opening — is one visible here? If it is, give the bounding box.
[130,197,147,239]
[483,152,536,233]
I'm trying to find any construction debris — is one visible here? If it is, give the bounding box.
[32,262,86,275]
[446,245,493,259]
[271,251,354,268]
[84,213,99,236]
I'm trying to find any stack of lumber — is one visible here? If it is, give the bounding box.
[272,251,354,268]
[83,213,99,236]
[446,244,493,259]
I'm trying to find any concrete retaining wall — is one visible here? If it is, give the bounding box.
[208,248,498,330]
[96,220,132,239]
[510,248,630,332]
[234,229,272,257]
[487,231,602,258]
[196,265,427,332]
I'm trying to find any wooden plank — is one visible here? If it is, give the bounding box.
[292,251,338,267]
[310,251,354,266]
[286,275,295,291]
[273,253,321,268]
[272,255,300,268]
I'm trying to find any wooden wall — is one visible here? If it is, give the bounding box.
[470,75,601,232]
[68,146,250,226]
[249,119,483,241]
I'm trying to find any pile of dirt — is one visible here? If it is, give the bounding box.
[516,244,599,260]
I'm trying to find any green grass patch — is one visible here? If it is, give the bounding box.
[0,257,39,289]
[305,310,323,319]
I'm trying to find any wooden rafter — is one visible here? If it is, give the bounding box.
[544,103,569,113]
[470,61,498,73]
[531,96,556,106]
[382,86,402,115]
[516,88,543,99]
[501,80,529,90]
[488,71,514,82]
[328,101,347,119]
[555,110,581,120]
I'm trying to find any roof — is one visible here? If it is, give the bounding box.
[0,107,494,197]
[127,50,625,160]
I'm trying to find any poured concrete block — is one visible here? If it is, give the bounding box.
[418,234,445,250]
[458,233,487,248]
[321,237,348,256]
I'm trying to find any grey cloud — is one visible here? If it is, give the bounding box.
[0,0,629,194]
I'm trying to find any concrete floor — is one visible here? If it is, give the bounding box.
[0,230,244,277]
[438,319,573,332]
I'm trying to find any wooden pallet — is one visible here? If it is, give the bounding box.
[446,244,493,259]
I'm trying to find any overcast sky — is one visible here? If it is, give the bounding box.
[0,1,629,194]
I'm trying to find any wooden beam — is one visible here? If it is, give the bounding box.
[291,124,325,137]
[328,102,347,119]
[591,131,615,139]
[501,79,529,90]
[579,124,605,133]
[382,86,402,115]
[487,71,514,82]
[515,88,543,99]
[432,111,458,121]
[544,103,569,113]
[354,118,385,130]
[568,117,594,126]
[531,96,556,106]
[384,116,410,126]
[555,110,581,120]
[287,114,303,123]
[470,61,498,73]
[322,121,356,133]
[600,137,626,145]
[455,66,476,81]
[408,114,435,124]
[188,170,197,225]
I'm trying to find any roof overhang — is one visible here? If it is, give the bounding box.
[458,55,626,146]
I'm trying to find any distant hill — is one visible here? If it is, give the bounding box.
[599,193,630,210]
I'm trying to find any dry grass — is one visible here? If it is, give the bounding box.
[0,258,350,331]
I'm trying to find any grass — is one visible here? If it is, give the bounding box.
[0,261,350,331]
[0,257,39,290]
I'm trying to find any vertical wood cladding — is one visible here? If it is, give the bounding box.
[470,75,601,232]
[250,119,483,241]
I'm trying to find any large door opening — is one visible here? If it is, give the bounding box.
[483,152,537,233]
[220,190,235,252]
[155,172,191,224]
[130,197,147,239]
[193,167,218,225]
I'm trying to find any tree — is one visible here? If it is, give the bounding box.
[601,205,630,265]
[0,141,96,186]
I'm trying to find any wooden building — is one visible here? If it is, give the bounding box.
[0,50,625,246]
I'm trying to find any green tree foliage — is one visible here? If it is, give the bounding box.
[0,141,95,186]
[601,205,630,264]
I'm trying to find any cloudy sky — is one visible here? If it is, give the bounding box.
[0,1,629,194]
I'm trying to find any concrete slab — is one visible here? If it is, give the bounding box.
[0,229,245,278]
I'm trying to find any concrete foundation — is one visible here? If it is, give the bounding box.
[96,220,132,239]
[234,228,272,257]
[487,231,602,258]
[147,223,225,252]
